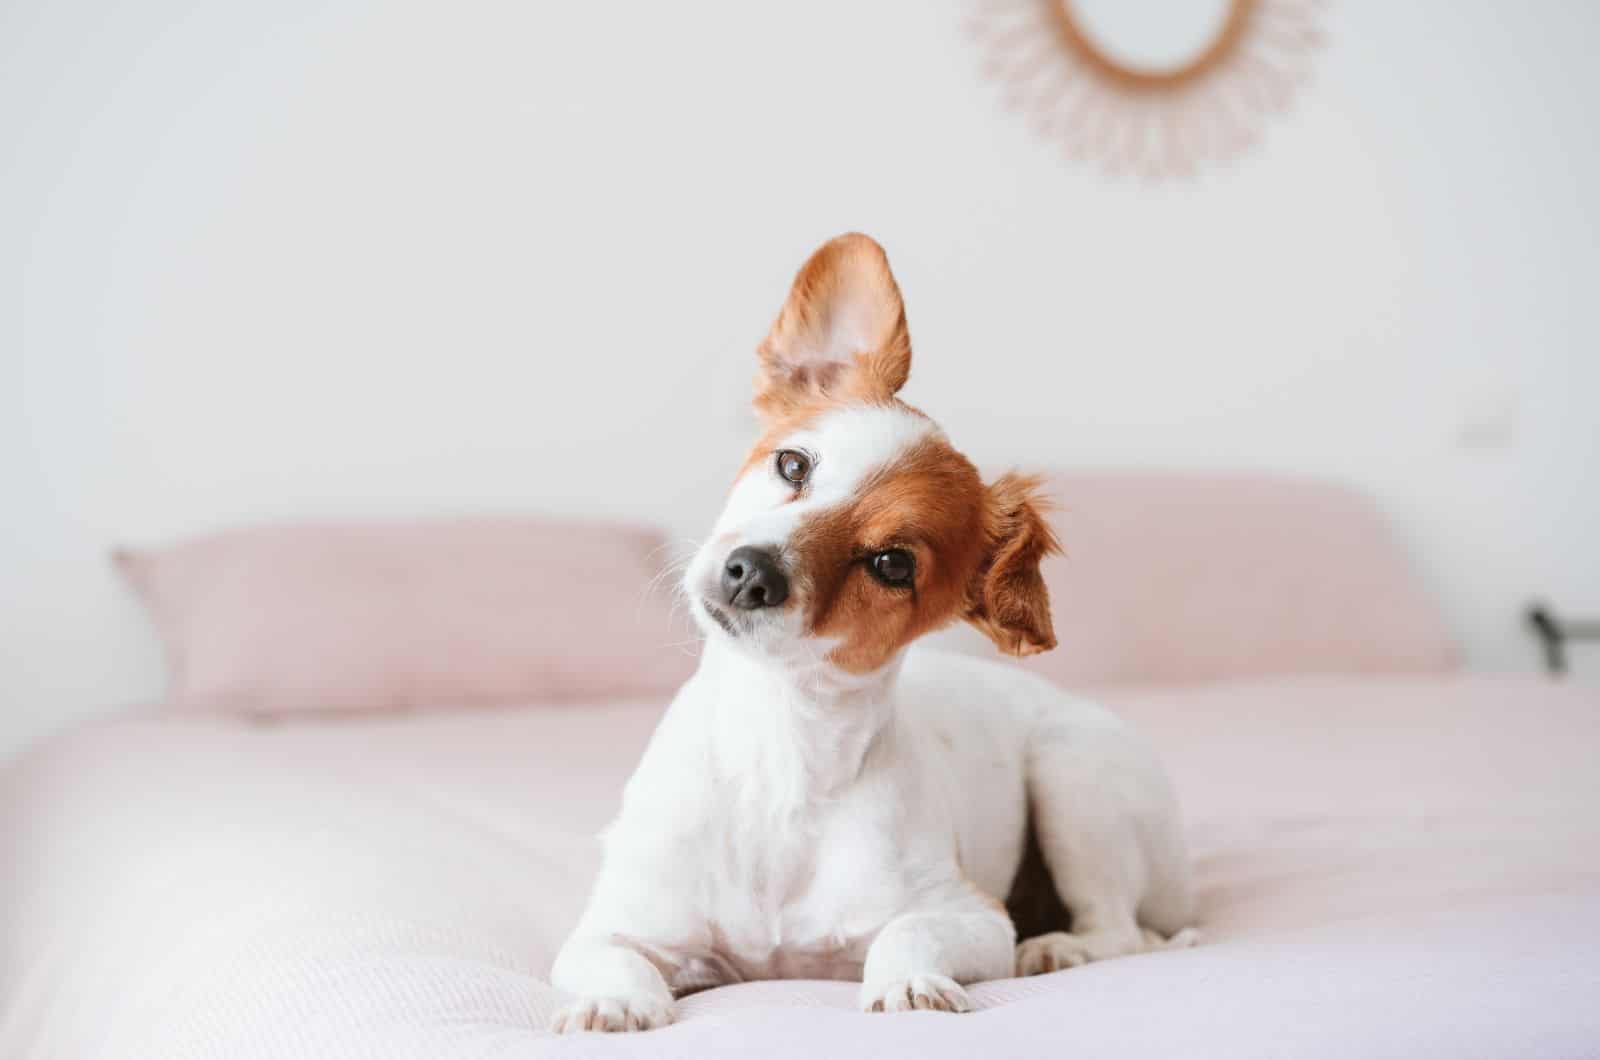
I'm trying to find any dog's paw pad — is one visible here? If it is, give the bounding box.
[861,974,972,1014]
[550,996,673,1034]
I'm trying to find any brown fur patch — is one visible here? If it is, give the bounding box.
[790,430,989,674]
[966,473,1061,656]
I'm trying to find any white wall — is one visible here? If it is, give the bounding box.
[5,0,1599,760]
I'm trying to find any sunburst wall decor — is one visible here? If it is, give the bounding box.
[971,0,1326,178]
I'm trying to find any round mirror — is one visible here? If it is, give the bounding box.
[971,0,1326,178]
[1060,0,1243,83]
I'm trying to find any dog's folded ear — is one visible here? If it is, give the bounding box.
[756,233,912,417]
[966,473,1061,657]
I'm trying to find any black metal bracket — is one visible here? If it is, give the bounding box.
[1525,602,1600,676]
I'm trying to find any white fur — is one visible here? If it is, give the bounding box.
[705,402,937,555]
[550,405,1194,1033]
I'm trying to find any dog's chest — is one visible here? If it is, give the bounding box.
[685,797,908,985]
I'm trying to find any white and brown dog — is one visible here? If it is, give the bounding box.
[551,234,1195,1033]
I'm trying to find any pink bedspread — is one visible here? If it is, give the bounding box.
[3,671,1598,1058]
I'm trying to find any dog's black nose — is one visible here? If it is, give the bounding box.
[721,546,789,610]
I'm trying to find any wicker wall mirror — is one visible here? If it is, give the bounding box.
[973,0,1326,178]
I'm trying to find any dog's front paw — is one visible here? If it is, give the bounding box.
[550,995,674,1034]
[860,974,972,1014]
[1017,930,1131,975]
[1016,925,1198,976]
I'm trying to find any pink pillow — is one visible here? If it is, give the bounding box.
[116,518,698,714]
[1009,472,1459,687]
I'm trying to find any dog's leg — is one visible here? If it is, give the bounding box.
[549,933,677,1033]
[859,895,1015,1014]
[1016,718,1197,976]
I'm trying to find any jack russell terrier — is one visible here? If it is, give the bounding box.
[551,233,1195,1033]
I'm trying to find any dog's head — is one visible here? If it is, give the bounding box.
[686,233,1060,678]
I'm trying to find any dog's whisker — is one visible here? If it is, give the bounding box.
[635,544,702,624]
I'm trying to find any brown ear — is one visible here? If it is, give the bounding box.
[966,473,1061,657]
[755,233,912,418]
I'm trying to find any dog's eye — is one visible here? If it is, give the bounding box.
[869,549,915,587]
[776,449,811,487]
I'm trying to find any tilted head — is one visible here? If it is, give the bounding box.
[686,233,1060,679]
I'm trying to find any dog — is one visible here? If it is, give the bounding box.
[550,233,1195,1033]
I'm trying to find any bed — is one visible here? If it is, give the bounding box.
[4,474,1597,1058]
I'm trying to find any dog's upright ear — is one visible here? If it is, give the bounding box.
[755,233,911,418]
[966,473,1061,657]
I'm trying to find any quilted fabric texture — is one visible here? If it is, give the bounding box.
[3,673,1596,1058]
